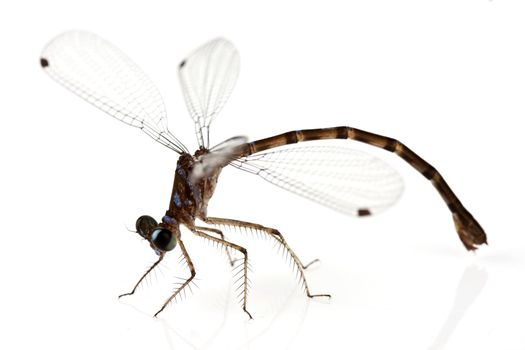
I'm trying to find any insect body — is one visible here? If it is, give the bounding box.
[41,31,487,318]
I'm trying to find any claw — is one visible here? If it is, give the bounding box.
[302,258,320,270]
[243,307,254,320]
[308,293,331,299]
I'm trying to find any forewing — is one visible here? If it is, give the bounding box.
[40,30,187,153]
[230,143,404,216]
[179,38,240,149]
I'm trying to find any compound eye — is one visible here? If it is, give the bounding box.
[151,227,177,251]
[136,215,157,239]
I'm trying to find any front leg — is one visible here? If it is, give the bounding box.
[119,252,165,298]
[154,236,196,317]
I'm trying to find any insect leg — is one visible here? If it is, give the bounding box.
[154,237,196,317]
[195,225,236,266]
[118,252,165,298]
[204,217,330,299]
[191,228,253,319]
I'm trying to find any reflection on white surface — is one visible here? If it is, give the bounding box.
[120,282,310,349]
[428,264,488,350]
[120,260,492,350]
[159,286,309,350]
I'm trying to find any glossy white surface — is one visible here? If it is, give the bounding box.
[1,1,524,349]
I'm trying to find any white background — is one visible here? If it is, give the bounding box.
[1,1,524,349]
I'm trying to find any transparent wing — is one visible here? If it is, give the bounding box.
[40,30,188,154]
[191,136,248,183]
[230,143,404,216]
[179,38,240,149]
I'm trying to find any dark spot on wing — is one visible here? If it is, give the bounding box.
[179,59,186,69]
[40,58,49,68]
[357,208,371,217]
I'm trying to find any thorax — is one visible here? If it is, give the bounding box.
[166,150,223,226]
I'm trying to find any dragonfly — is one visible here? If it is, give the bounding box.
[40,31,487,319]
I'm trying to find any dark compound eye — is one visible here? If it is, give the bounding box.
[151,227,177,252]
[136,215,158,239]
